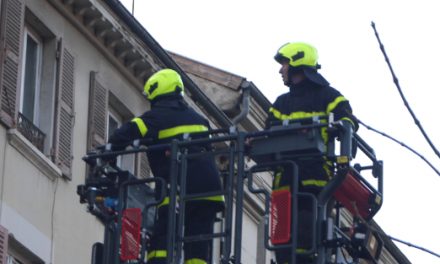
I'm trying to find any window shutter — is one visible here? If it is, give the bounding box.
[87,71,108,150]
[0,225,8,264]
[54,40,75,179]
[0,0,24,128]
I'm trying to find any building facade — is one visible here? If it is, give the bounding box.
[0,0,410,263]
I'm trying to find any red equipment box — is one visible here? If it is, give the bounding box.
[270,189,292,245]
[120,208,142,261]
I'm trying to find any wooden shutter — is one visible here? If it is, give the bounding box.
[87,71,108,150]
[54,40,75,179]
[0,225,8,264]
[0,0,24,128]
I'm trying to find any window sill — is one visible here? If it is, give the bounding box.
[7,129,62,181]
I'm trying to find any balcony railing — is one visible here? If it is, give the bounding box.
[17,112,46,152]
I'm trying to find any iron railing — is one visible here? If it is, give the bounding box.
[17,112,46,152]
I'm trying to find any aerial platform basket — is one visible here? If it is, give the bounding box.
[249,122,327,163]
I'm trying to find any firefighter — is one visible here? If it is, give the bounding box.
[267,42,358,263]
[108,69,224,264]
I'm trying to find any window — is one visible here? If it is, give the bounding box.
[3,7,60,154]
[17,11,60,157]
[0,225,43,264]
[20,27,42,124]
[0,4,75,178]
[107,108,135,174]
[107,110,120,140]
[88,71,150,179]
[7,239,44,264]
[17,26,46,152]
[8,256,25,264]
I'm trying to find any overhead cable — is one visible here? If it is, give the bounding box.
[388,235,440,259]
[358,119,440,177]
[371,21,440,160]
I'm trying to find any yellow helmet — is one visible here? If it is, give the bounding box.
[274,42,320,69]
[143,69,184,101]
[275,42,329,86]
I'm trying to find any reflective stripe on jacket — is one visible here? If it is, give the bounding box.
[109,98,224,205]
[266,79,358,189]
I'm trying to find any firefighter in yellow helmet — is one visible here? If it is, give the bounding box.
[109,69,224,264]
[267,42,358,263]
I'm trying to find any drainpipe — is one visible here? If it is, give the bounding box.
[232,80,251,126]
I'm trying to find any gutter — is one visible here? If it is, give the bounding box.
[104,0,232,128]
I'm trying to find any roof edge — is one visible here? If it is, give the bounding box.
[103,0,232,128]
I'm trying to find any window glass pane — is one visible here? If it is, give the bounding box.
[108,111,135,173]
[22,34,39,122]
[108,114,119,138]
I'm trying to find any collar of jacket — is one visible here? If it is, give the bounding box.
[288,78,320,96]
[151,96,188,109]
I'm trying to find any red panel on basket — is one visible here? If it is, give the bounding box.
[120,208,142,261]
[334,170,372,219]
[270,189,291,245]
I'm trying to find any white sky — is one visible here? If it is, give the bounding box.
[120,1,440,263]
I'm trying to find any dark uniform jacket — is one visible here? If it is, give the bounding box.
[109,97,224,204]
[266,79,358,193]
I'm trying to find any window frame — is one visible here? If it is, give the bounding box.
[6,235,44,264]
[107,106,136,174]
[107,108,122,140]
[19,25,43,125]
[12,9,60,157]
[7,255,26,264]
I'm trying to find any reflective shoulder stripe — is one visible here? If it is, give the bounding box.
[301,179,328,187]
[269,107,326,121]
[326,95,347,114]
[185,258,208,264]
[158,124,208,139]
[131,117,148,137]
[147,250,167,261]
